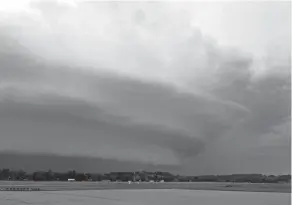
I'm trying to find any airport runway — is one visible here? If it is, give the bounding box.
[0,181,290,193]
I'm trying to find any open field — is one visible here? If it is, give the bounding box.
[0,189,290,205]
[0,181,290,193]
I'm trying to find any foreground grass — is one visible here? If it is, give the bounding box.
[0,189,290,205]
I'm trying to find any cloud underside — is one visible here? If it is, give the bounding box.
[0,1,290,174]
[0,54,238,166]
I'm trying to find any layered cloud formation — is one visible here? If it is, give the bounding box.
[0,1,290,174]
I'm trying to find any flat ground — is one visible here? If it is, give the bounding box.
[0,189,290,205]
[0,181,290,193]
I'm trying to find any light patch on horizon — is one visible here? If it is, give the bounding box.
[0,0,290,175]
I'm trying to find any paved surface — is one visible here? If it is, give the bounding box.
[0,189,290,205]
[0,181,290,193]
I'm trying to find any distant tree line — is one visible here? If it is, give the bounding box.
[0,168,290,183]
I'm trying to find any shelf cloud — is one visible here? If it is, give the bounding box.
[0,0,290,174]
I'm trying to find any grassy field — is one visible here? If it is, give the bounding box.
[0,189,290,205]
[0,181,290,193]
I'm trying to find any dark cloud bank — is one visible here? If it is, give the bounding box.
[0,1,290,175]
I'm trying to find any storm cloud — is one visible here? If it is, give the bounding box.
[0,0,290,174]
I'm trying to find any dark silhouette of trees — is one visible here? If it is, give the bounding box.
[15,169,26,180]
[33,171,46,181]
[45,169,54,181]
[0,169,11,180]
[0,167,290,183]
[67,170,76,179]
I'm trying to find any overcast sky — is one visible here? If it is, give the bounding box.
[0,0,290,175]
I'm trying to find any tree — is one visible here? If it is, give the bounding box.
[45,169,54,181]
[33,171,46,181]
[0,169,10,180]
[16,169,26,180]
[68,170,76,179]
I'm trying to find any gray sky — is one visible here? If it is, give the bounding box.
[0,0,290,175]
